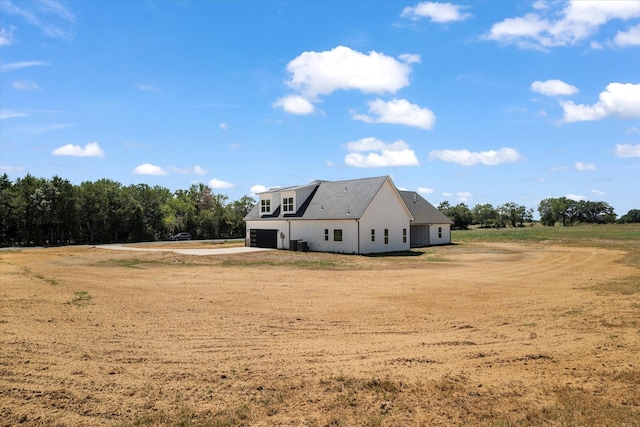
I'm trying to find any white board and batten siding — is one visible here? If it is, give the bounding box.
[429,224,450,246]
[290,220,358,253]
[409,224,451,247]
[358,180,412,254]
[245,219,360,252]
[246,220,288,249]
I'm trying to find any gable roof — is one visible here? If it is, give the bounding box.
[244,176,394,221]
[399,191,453,225]
[302,176,389,220]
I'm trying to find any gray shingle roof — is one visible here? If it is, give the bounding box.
[399,191,453,225]
[303,176,388,220]
[244,177,450,224]
[244,176,389,221]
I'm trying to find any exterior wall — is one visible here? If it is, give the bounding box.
[247,219,360,253]
[290,219,359,254]
[245,220,289,249]
[429,224,451,246]
[409,225,430,247]
[358,181,412,253]
[294,186,316,212]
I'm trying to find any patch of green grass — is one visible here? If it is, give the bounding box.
[220,259,341,269]
[590,275,640,295]
[34,274,58,286]
[454,223,640,268]
[102,258,163,269]
[612,369,640,384]
[65,290,92,307]
[485,385,640,426]
[119,405,215,427]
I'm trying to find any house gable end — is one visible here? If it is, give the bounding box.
[400,191,453,225]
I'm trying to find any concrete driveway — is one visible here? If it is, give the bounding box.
[97,244,273,256]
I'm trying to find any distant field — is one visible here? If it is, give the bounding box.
[1,224,639,426]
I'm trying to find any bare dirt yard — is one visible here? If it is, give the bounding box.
[1,230,639,426]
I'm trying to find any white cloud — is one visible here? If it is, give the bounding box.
[418,187,434,194]
[456,192,472,202]
[627,126,640,135]
[591,189,606,196]
[344,137,419,168]
[12,79,41,90]
[0,27,15,46]
[52,142,104,158]
[137,84,161,92]
[273,95,315,115]
[344,137,407,152]
[0,60,48,72]
[614,143,640,158]
[219,122,227,130]
[2,0,75,40]
[0,164,24,173]
[530,79,578,96]
[169,165,208,175]
[485,1,640,49]
[566,193,586,202]
[429,147,523,166]
[533,0,549,11]
[209,178,235,189]
[284,46,415,100]
[561,83,640,122]
[325,160,335,167]
[250,184,267,195]
[575,161,596,171]
[133,163,167,176]
[352,98,436,129]
[614,24,640,47]
[0,109,28,120]
[32,123,74,134]
[401,2,472,23]
[398,53,421,64]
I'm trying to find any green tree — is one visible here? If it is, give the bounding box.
[472,203,498,228]
[11,174,46,245]
[439,201,472,230]
[226,195,255,238]
[0,174,16,245]
[538,197,574,226]
[618,209,640,223]
[498,202,533,227]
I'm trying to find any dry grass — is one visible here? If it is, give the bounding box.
[1,228,639,426]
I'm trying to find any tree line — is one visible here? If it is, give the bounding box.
[0,173,255,246]
[2,173,638,245]
[438,198,637,230]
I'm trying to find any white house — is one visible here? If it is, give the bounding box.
[243,176,452,254]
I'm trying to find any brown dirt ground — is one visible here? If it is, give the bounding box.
[1,242,639,426]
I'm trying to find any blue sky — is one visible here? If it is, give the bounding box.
[1,0,639,216]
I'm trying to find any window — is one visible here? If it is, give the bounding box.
[333,229,343,242]
[283,197,294,212]
[324,229,329,241]
[403,228,407,244]
[371,229,375,242]
[438,227,442,239]
[260,199,271,214]
[384,229,389,244]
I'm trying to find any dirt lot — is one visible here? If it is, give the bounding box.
[1,240,639,426]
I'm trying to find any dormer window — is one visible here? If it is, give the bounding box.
[282,197,294,213]
[260,199,271,214]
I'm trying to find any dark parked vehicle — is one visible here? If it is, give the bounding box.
[170,232,192,241]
